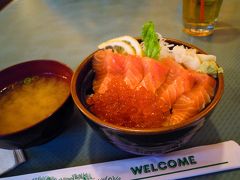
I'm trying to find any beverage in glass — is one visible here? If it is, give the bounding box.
[183,0,223,36]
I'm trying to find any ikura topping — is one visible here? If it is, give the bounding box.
[87,76,170,129]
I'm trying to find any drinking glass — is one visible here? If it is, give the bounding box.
[183,0,223,36]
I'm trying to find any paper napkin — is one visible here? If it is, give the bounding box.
[0,149,26,175]
[1,141,240,180]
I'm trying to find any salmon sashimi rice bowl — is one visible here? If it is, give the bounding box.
[86,22,223,130]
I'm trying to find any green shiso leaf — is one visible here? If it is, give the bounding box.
[141,21,160,60]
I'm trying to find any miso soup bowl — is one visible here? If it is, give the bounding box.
[0,60,74,149]
[71,39,224,155]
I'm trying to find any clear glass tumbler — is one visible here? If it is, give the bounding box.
[183,0,223,36]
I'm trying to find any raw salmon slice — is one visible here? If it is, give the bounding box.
[123,54,144,89]
[157,58,195,108]
[163,71,216,126]
[138,57,169,93]
[93,50,144,93]
[93,50,169,93]
[93,50,126,93]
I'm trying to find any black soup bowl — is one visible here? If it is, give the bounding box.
[0,60,74,149]
[71,39,224,155]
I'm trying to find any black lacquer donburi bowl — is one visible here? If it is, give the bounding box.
[71,39,224,155]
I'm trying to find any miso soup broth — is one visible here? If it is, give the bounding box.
[0,75,70,134]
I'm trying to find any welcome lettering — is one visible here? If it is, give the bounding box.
[130,155,197,175]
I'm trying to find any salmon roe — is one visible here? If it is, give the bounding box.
[87,76,170,129]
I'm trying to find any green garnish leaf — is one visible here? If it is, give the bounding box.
[141,21,160,59]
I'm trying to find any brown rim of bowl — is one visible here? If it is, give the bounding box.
[0,59,73,137]
[71,38,224,135]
